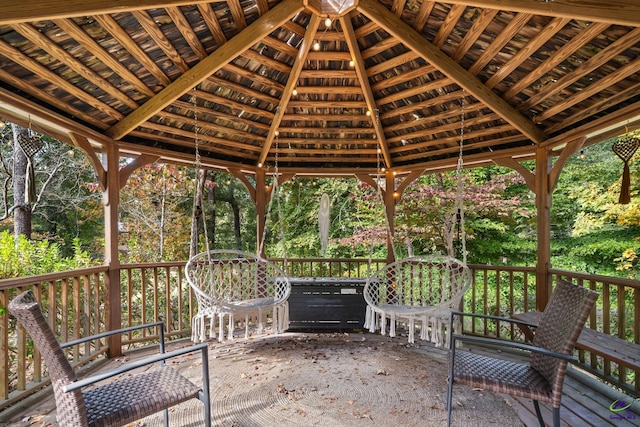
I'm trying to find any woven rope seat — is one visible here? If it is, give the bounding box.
[186,249,291,341]
[364,255,471,345]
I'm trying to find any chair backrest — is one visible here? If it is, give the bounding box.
[531,279,598,407]
[186,249,291,307]
[9,290,88,426]
[364,255,471,309]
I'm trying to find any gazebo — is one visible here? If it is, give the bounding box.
[0,1,639,415]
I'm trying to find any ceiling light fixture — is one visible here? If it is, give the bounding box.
[292,88,298,96]
[325,16,332,27]
[313,41,320,51]
[349,59,355,67]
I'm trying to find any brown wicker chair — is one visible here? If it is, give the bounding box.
[446,279,598,427]
[9,290,211,427]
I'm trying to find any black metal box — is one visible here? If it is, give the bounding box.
[287,278,367,330]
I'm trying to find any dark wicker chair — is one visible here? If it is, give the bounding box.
[446,279,598,427]
[9,290,211,427]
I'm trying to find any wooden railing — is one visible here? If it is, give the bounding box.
[0,262,194,412]
[271,257,387,278]
[0,260,637,412]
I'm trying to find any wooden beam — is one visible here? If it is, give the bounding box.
[258,13,320,166]
[118,154,160,190]
[359,0,548,145]
[69,132,107,191]
[549,138,586,191]
[10,22,139,110]
[442,0,640,27]
[107,0,304,140]
[53,18,156,98]
[0,37,123,122]
[229,168,257,203]
[103,143,122,357]
[0,0,213,25]
[534,146,552,311]
[492,158,535,192]
[395,170,423,196]
[342,15,392,169]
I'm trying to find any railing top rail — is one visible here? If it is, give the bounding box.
[550,268,640,289]
[468,264,536,273]
[120,261,186,269]
[0,266,109,290]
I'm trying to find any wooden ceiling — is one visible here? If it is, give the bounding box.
[0,0,639,176]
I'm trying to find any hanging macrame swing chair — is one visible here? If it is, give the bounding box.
[185,93,291,342]
[363,99,472,346]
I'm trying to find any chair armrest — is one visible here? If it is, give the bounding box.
[62,343,209,393]
[60,321,166,353]
[450,311,539,329]
[450,333,577,362]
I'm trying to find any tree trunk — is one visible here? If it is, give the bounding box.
[12,124,31,240]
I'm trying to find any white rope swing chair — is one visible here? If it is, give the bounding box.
[363,98,472,346]
[185,97,290,342]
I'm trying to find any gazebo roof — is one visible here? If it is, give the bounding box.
[0,0,639,176]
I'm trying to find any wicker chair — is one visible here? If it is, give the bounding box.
[363,255,471,344]
[8,290,211,427]
[186,249,291,341]
[446,279,598,427]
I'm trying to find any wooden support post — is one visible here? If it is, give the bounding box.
[256,169,267,258]
[103,144,122,358]
[535,146,552,311]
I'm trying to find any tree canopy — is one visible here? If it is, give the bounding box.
[1,118,639,280]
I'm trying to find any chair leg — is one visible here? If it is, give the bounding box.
[446,346,456,427]
[533,400,545,427]
[201,347,212,427]
[163,408,169,427]
[552,406,560,427]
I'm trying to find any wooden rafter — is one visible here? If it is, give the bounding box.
[0,38,123,122]
[94,14,172,87]
[442,0,640,27]
[451,8,498,62]
[197,3,227,47]
[359,0,548,145]
[521,27,640,112]
[166,7,208,60]
[484,17,571,90]
[10,22,139,110]
[106,0,304,140]
[0,0,213,25]
[131,10,190,73]
[341,15,392,169]
[258,14,321,167]
[53,18,156,99]
[502,22,609,100]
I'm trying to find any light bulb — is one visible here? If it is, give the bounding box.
[292,88,297,96]
[313,41,320,51]
[349,59,355,67]
[325,17,332,27]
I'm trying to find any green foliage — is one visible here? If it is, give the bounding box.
[0,230,94,279]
